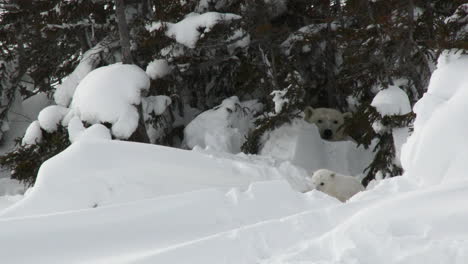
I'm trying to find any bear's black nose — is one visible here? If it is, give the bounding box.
[323,129,333,139]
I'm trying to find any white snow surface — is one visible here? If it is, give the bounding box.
[145,59,172,80]
[2,51,468,263]
[70,63,150,139]
[37,105,69,133]
[22,120,43,145]
[184,96,263,153]
[146,12,241,48]
[371,85,412,116]
[401,50,468,186]
[54,43,104,107]
[0,140,310,218]
[260,119,375,177]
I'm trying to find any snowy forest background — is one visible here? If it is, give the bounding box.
[1,1,468,263]
[0,0,466,186]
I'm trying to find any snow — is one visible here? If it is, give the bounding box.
[371,85,412,116]
[371,85,412,163]
[227,29,251,54]
[184,96,263,153]
[2,50,468,263]
[145,59,172,80]
[401,50,468,186]
[0,139,308,218]
[270,89,288,114]
[146,12,242,48]
[142,95,172,116]
[281,23,336,55]
[71,63,150,139]
[37,105,69,133]
[22,121,43,145]
[260,119,375,177]
[54,44,104,107]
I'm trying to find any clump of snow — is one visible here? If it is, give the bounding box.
[401,50,468,186]
[146,12,241,48]
[67,116,85,143]
[37,105,69,133]
[227,29,250,54]
[142,95,172,116]
[281,23,334,55]
[70,63,150,139]
[22,121,43,145]
[68,116,111,143]
[142,96,173,144]
[146,59,172,80]
[371,85,411,116]
[260,119,375,177]
[371,84,412,164]
[54,44,105,107]
[184,96,263,153]
[271,89,288,114]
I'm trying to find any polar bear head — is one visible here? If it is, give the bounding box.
[304,107,351,141]
[310,169,337,194]
[310,168,364,202]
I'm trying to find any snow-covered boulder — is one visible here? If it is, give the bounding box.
[70,63,150,139]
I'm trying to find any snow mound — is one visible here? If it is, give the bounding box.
[22,121,43,145]
[184,96,263,153]
[37,105,69,133]
[401,51,468,186]
[68,116,111,143]
[260,119,375,177]
[54,44,104,107]
[0,139,310,217]
[371,85,411,116]
[146,59,172,80]
[146,12,241,48]
[70,63,150,139]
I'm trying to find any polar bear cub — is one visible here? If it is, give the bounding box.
[310,169,364,202]
[304,107,351,141]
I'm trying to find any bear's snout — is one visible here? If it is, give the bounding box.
[323,129,333,139]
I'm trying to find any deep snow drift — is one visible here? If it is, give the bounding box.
[1,51,468,263]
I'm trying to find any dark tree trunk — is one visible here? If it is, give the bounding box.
[115,0,133,64]
[115,0,150,143]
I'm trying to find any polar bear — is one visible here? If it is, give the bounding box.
[310,169,364,202]
[304,107,351,141]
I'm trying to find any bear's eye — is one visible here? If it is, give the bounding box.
[333,120,338,124]
[320,182,325,186]
[317,119,323,123]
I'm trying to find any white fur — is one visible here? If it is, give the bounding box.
[304,107,351,141]
[310,169,364,202]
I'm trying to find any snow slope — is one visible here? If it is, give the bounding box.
[0,139,310,218]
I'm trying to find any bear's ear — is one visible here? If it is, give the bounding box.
[343,112,352,119]
[304,106,314,120]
